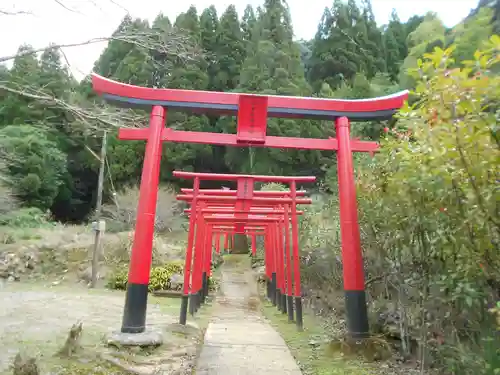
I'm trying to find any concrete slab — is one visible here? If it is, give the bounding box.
[106,328,163,347]
[194,260,302,375]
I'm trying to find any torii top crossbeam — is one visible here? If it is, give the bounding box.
[92,74,408,152]
[92,74,408,121]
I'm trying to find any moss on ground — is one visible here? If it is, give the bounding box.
[259,290,384,375]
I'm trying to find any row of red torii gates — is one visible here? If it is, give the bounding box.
[92,74,408,338]
[175,171,314,329]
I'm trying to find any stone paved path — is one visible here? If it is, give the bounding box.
[195,258,302,375]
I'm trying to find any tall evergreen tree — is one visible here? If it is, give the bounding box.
[222,0,325,176]
[308,0,364,90]
[213,5,245,91]
[241,5,257,48]
[155,7,213,177]
[359,0,386,76]
[199,6,219,91]
[149,13,173,88]
[383,10,407,80]
[94,15,135,78]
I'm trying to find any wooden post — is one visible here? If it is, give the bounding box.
[90,131,107,289]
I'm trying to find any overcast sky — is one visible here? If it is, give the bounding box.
[1,0,477,80]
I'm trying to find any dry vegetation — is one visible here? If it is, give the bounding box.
[101,184,184,234]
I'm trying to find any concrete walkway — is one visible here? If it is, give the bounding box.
[195,258,303,375]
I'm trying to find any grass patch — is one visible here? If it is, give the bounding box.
[260,293,381,375]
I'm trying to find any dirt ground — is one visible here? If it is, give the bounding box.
[0,282,208,375]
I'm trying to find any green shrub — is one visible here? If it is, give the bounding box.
[106,262,184,292]
[148,262,183,292]
[0,207,52,228]
[356,40,500,369]
[106,266,129,290]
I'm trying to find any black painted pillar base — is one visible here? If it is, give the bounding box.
[276,289,282,311]
[266,279,271,300]
[295,297,303,331]
[179,295,189,325]
[345,290,370,338]
[287,295,294,322]
[202,272,208,304]
[189,293,197,316]
[281,293,287,315]
[195,291,201,311]
[205,274,210,299]
[271,273,277,306]
[121,283,149,333]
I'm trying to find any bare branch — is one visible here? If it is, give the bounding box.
[0,27,203,64]
[0,81,148,133]
[0,9,32,16]
[52,0,82,14]
[1,0,128,17]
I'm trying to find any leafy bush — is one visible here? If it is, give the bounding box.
[106,261,184,292]
[148,262,183,292]
[357,38,500,370]
[106,266,129,290]
[0,207,52,228]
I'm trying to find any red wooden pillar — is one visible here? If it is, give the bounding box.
[215,233,221,254]
[251,234,257,256]
[264,227,271,300]
[269,223,277,306]
[284,204,294,321]
[179,177,199,325]
[223,233,229,252]
[121,106,165,334]
[192,203,206,313]
[336,116,369,338]
[201,224,212,303]
[290,180,304,330]
[277,217,286,313]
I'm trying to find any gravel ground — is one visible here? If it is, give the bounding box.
[0,284,202,374]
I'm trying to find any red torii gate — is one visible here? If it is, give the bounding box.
[175,171,313,329]
[181,188,308,255]
[182,187,308,257]
[92,74,408,339]
[187,212,278,308]
[189,208,304,316]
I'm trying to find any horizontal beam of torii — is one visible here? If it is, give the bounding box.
[92,74,408,121]
[92,74,408,152]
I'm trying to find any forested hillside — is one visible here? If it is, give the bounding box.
[0,0,496,222]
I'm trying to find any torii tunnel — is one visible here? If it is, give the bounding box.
[92,74,408,339]
[174,171,313,329]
